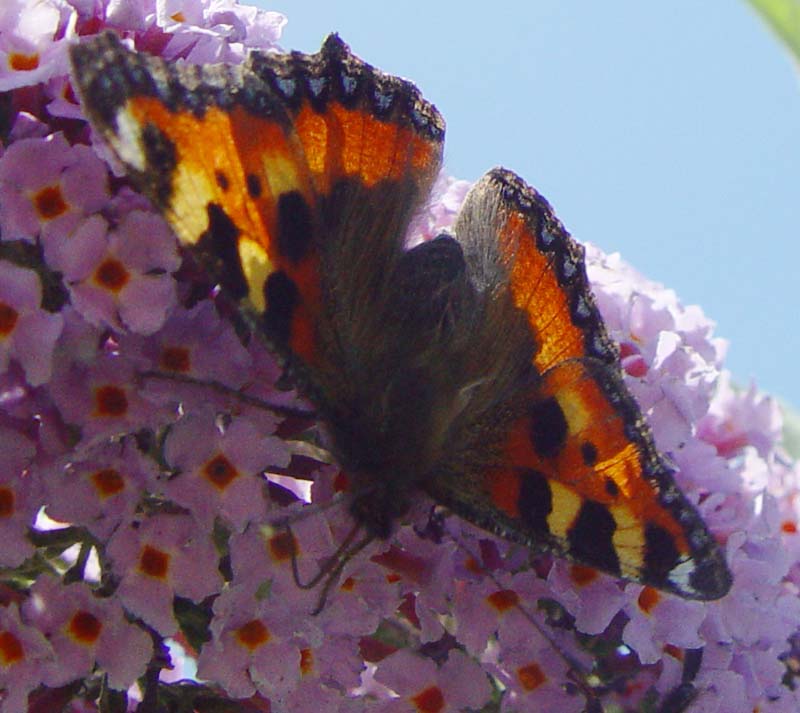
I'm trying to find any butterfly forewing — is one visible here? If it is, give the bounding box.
[247,38,443,196]
[429,169,731,600]
[69,32,444,371]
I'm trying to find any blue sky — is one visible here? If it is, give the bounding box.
[263,2,800,408]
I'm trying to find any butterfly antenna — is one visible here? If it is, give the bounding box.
[139,369,316,419]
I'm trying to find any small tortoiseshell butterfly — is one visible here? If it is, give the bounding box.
[69,33,731,602]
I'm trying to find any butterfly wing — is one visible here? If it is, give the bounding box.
[427,168,731,600]
[69,33,444,370]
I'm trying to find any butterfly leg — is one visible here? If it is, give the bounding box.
[286,516,375,615]
[139,369,316,419]
[288,519,361,591]
[310,531,375,615]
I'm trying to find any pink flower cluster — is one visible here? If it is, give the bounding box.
[0,1,798,712]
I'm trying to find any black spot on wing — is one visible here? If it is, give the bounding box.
[139,122,176,208]
[246,173,262,198]
[581,441,598,466]
[196,203,248,301]
[518,469,552,535]
[568,500,620,575]
[263,270,300,343]
[642,522,680,588]
[215,170,230,191]
[529,397,568,459]
[604,478,619,498]
[276,191,313,263]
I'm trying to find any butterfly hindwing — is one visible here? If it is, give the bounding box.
[69,32,444,369]
[428,168,731,600]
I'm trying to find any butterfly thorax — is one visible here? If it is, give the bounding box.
[321,357,475,538]
[311,236,537,540]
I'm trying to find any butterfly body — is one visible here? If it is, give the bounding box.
[69,33,731,600]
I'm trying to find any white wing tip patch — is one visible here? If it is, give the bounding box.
[668,557,698,594]
[113,108,148,172]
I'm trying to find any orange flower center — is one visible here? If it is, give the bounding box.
[569,564,598,587]
[0,488,15,518]
[94,258,130,292]
[269,531,297,561]
[517,662,547,691]
[637,586,661,615]
[0,302,19,337]
[411,685,445,713]
[486,589,519,612]
[203,453,239,490]
[9,52,39,71]
[33,185,67,220]
[94,385,128,417]
[235,619,270,650]
[0,631,24,665]
[139,545,170,579]
[68,610,102,644]
[91,468,125,498]
[160,346,191,373]
[299,648,313,675]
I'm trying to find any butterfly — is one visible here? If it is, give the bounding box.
[68,32,731,603]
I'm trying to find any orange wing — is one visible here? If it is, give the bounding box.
[431,169,731,600]
[455,169,619,373]
[69,33,444,366]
